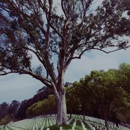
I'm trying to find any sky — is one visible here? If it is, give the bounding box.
[0,48,130,104]
[0,0,130,104]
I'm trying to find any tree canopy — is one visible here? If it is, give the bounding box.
[0,0,130,125]
[0,0,130,86]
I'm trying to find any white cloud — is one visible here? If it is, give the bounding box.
[65,48,130,82]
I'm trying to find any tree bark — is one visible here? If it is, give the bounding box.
[68,113,72,121]
[104,115,109,130]
[55,70,67,125]
[55,90,67,125]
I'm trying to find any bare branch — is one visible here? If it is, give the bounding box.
[0,71,18,76]
[72,45,130,60]
[61,0,68,19]
[0,68,53,88]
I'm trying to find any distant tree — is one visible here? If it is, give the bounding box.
[0,102,9,120]
[64,82,72,87]
[34,86,53,101]
[26,94,56,117]
[8,100,20,120]
[74,76,95,122]
[0,114,13,126]
[66,85,81,118]
[0,101,19,126]
[0,0,130,125]
[16,100,28,119]
[16,86,53,119]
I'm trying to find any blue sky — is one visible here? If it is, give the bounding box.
[0,0,130,104]
[0,48,130,104]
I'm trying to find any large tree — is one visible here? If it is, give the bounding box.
[88,70,130,130]
[0,0,130,125]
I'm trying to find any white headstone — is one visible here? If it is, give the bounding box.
[72,126,75,130]
[93,127,95,130]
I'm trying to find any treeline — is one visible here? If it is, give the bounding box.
[0,100,19,125]
[0,63,130,126]
[0,86,53,125]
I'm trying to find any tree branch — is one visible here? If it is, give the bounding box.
[41,1,57,85]
[0,68,53,88]
[64,43,130,72]
[0,71,18,76]
[61,0,68,19]
[20,69,52,85]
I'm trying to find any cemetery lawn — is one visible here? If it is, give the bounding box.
[48,124,83,130]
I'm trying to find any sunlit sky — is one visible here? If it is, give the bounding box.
[0,0,130,104]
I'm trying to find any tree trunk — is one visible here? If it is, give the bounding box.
[55,90,67,125]
[54,69,67,125]
[104,115,109,130]
[82,103,86,122]
[68,113,72,121]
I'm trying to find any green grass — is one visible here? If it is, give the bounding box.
[83,121,91,130]
[69,118,75,124]
[76,120,81,126]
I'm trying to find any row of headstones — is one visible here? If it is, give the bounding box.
[73,120,125,130]
[30,115,86,130]
[0,117,56,130]
[26,115,112,130]
[87,120,105,129]
[69,115,120,130]
[71,119,99,130]
[86,118,119,130]
[0,124,12,130]
[6,117,56,130]
[67,115,104,130]
[68,119,91,130]
[6,123,23,130]
[2,115,129,130]
[9,118,35,129]
[18,116,130,130]
[30,117,56,130]
[85,115,117,129]
[25,118,55,130]
[41,119,86,130]
[27,116,84,130]
[85,118,130,130]
[0,124,18,130]
[71,115,122,130]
